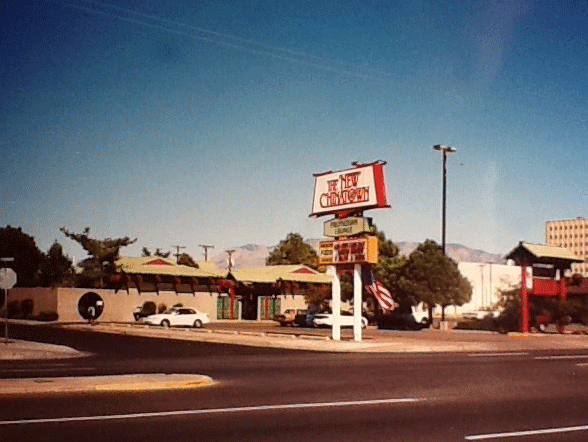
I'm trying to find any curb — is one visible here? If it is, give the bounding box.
[0,374,214,395]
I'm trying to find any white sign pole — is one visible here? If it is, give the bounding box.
[327,266,341,341]
[353,263,362,342]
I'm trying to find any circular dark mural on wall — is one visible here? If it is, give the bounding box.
[78,292,104,321]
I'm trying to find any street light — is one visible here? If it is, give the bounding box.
[433,144,456,255]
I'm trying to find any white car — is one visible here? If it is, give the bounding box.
[143,307,210,328]
[313,311,368,329]
[462,309,501,320]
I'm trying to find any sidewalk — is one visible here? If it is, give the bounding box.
[61,321,588,353]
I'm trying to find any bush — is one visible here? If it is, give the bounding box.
[20,299,34,318]
[157,303,167,314]
[172,303,183,308]
[7,301,20,318]
[35,311,59,321]
[141,301,157,316]
[455,315,496,331]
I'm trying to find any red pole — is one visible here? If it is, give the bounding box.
[229,286,235,320]
[559,273,567,302]
[521,264,529,333]
[558,274,567,334]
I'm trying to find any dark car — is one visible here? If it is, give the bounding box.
[378,306,427,331]
[294,309,309,327]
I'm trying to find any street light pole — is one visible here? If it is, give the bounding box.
[433,144,456,255]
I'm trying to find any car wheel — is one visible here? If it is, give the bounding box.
[161,320,170,328]
[193,319,203,328]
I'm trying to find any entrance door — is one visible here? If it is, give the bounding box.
[258,296,281,320]
[217,295,241,320]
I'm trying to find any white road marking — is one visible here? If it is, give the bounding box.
[535,355,588,360]
[466,424,588,440]
[0,398,420,426]
[0,368,95,373]
[468,352,528,357]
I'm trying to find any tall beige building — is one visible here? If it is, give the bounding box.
[545,217,588,275]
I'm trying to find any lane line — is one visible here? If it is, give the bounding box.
[468,352,528,357]
[535,355,588,360]
[0,368,95,373]
[0,398,420,426]
[466,424,588,440]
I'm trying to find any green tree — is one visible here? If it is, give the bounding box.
[60,227,137,288]
[0,226,44,287]
[38,241,74,287]
[141,247,171,258]
[177,252,199,268]
[266,233,319,269]
[398,239,472,321]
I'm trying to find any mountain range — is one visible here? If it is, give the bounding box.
[210,240,504,269]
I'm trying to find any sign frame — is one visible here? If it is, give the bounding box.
[319,236,378,266]
[323,216,372,238]
[310,161,389,218]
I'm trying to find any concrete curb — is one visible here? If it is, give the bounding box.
[0,374,214,395]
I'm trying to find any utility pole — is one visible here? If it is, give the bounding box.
[199,245,214,261]
[171,245,186,264]
[226,249,236,272]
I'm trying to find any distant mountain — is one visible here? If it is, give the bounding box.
[210,240,504,269]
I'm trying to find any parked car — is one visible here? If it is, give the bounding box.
[274,309,307,326]
[462,309,501,321]
[378,309,427,330]
[143,307,210,328]
[294,309,309,327]
[312,311,368,329]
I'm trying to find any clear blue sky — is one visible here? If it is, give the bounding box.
[2,0,588,262]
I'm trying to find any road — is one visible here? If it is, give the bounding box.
[2,324,588,441]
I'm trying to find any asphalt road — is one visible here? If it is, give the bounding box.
[2,324,588,441]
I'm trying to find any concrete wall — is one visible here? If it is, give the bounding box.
[455,263,528,314]
[3,287,221,323]
[3,287,58,316]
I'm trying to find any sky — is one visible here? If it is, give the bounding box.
[2,0,588,263]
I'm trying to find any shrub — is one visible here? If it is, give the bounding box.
[35,311,59,321]
[141,301,157,316]
[20,299,34,318]
[172,303,183,308]
[157,303,167,314]
[7,301,21,318]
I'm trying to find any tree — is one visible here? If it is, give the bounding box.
[266,233,319,270]
[38,241,74,287]
[0,226,45,287]
[398,239,472,321]
[60,227,137,288]
[177,253,199,268]
[141,247,171,258]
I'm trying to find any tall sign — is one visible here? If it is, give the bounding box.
[310,162,389,218]
[311,161,390,343]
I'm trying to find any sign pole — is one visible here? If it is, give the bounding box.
[3,289,7,343]
[327,266,341,341]
[353,264,362,342]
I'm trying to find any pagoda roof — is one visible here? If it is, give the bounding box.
[230,265,332,284]
[504,242,584,269]
[117,256,225,278]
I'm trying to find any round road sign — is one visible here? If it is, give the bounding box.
[0,268,17,290]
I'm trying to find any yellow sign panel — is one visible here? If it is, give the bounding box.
[319,240,334,266]
[319,236,378,265]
